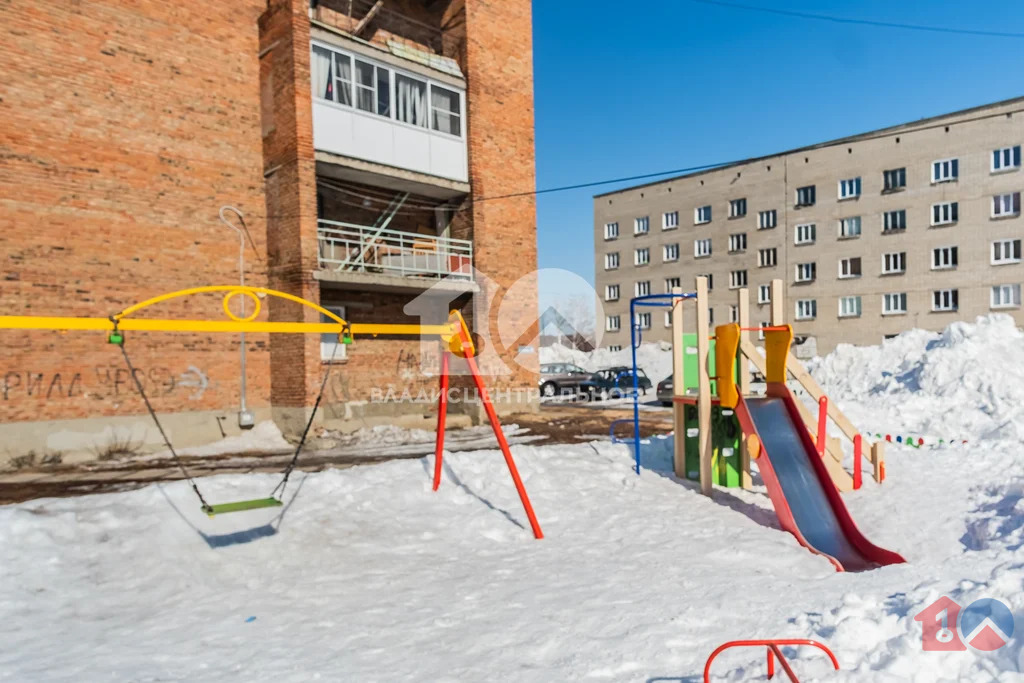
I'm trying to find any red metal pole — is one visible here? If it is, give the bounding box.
[853,434,863,490]
[816,396,828,457]
[432,351,451,491]
[460,336,544,540]
[767,646,775,679]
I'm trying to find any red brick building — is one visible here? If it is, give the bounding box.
[0,0,539,461]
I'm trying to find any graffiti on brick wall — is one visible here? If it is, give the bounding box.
[1,365,211,401]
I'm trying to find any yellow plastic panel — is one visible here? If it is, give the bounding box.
[764,324,794,384]
[714,323,740,408]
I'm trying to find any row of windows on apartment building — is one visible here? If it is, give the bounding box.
[604,283,1021,335]
[603,193,1021,269]
[602,145,1022,241]
[311,42,464,137]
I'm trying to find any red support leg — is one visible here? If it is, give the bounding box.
[461,343,544,540]
[853,433,863,490]
[767,647,774,679]
[432,351,451,491]
[816,395,828,458]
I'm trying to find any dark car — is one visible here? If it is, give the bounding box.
[656,376,674,406]
[581,366,653,400]
[538,362,591,398]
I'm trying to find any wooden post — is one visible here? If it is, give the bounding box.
[871,441,886,483]
[769,278,784,326]
[737,287,752,489]
[671,286,686,478]
[695,276,712,496]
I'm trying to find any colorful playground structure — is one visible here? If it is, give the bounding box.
[629,278,905,571]
[0,285,543,539]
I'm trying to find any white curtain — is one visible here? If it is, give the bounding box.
[311,46,332,101]
[396,75,426,127]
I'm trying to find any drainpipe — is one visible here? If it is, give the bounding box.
[219,206,256,430]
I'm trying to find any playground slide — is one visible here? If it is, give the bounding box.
[735,385,905,572]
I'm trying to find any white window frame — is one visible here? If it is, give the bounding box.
[603,222,619,240]
[698,274,714,291]
[758,210,777,229]
[992,145,1021,173]
[729,198,747,218]
[665,277,681,292]
[634,281,651,297]
[757,285,771,305]
[794,223,816,245]
[608,345,622,352]
[839,216,862,238]
[634,216,650,234]
[883,210,906,232]
[728,304,739,323]
[991,284,1022,309]
[931,246,958,270]
[604,252,619,270]
[321,304,348,360]
[663,243,680,262]
[838,257,862,279]
[882,293,908,315]
[991,239,1022,265]
[606,315,621,332]
[795,185,816,207]
[636,312,651,330]
[932,158,958,183]
[883,167,906,192]
[932,201,959,226]
[758,321,770,340]
[663,211,679,230]
[694,238,712,258]
[634,248,650,266]
[881,252,907,275]
[838,177,862,200]
[758,248,777,268]
[605,284,620,302]
[795,262,816,283]
[795,299,817,320]
[729,270,748,289]
[992,192,1021,218]
[838,296,861,318]
[664,311,673,328]
[695,205,712,224]
[932,289,958,312]
[728,233,747,253]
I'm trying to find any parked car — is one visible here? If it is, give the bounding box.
[582,366,653,400]
[538,363,591,398]
[656,376,673,406]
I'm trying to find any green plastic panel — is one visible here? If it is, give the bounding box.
[711,407,742,487]
[204,497,283,516]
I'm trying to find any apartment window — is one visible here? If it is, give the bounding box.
[604,222,619,240]
[795,185,816,207]
[932,289,959,312]
[932,158,958,183]
[728,304,739,323]
[354,59,390,116]
[883,167,906,192]
[694,238,712,258]
[636,312,651,330]
[608,345,622,352]
[992,239,1022,265]
[312,47,346,103]
[634,248,650,266]
[882,252,907,274]
[430,84,462,135]
[838,257,862,279]
[883,210,906,232]
[604,252,619,270]
[729,270,748,289]
[729,198,747,218]
[795,262,816,283]
[320,305,348,360]
[665,277,681,292]
[992,192,1022,218]
[757,285,771,304]
[758,248,777,268]
[757,321,770,340]
[795,223,816,245]
[695,205,712,224]
[932,246,958,270]
[758,210,777,229]
[663,211,679,230]
[992,284,1022,309]
[699,274,714,291]
[708,308,714,325]
[838,177,862,199]
[838,296,861,318]
[634,216,650,234]
[663,243,680,262]
[932,202,959,226]
[394,74,429,127]
[795,299,817,320]
[664,311,673,327]
[839,216,862,238]
[728,233,747,253]
[605,284,620,301]
[635,281,651,297]
[992,145,1021,172]
[882,293,908,315]
[606,315,621,332]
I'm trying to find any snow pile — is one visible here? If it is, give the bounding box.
[172,421,292,457]
[541,340,674,382]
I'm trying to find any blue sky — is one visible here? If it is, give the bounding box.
[530,0,1024,307]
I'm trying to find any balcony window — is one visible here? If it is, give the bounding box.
[355,60,390,116]
[430,84,462,136]
[395,74,427,127]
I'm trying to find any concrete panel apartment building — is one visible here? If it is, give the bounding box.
[0,0,538,460]
[593,96,1024,356]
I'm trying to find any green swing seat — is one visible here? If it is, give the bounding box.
[204,497,283,517]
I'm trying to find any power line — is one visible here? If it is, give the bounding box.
[687,0,1024,39]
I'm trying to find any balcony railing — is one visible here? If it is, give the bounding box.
[317,219,473,281]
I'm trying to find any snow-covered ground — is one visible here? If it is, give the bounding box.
[2,317,1022,681]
